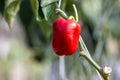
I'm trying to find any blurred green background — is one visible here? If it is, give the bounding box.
[0,0,120,80]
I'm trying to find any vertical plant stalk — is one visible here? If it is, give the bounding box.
[57,0,67,80]
[59,56,67,80]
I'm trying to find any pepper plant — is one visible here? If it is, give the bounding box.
[4,0,112,80]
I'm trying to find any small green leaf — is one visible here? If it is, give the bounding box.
[41,0,58,7]
[42,3,55,20]
[4,0,21,28]
[30,0,44,21]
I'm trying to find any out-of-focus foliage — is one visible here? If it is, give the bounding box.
[4,0,21,28]
[0,0,120,80]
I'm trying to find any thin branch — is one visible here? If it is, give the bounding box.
[79,36,111,80]
[58,0,62,8]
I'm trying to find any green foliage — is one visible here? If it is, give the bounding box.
[30,0,57,21]
[42,3,55,20]
[4,0,21,28]
[41,0,58,7]
[0,0,120,80]
[30,0,44,21]
[4,0,58,28]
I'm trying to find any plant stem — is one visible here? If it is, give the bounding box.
[58,0,62,8]
[56,8,68,19]
[79,37,110,80]
[59,56,67,80]
[80,51,101,72]
[73,4,78,22]
[56,3,111,80]
[80,51,110,80]
[56,0,68,19]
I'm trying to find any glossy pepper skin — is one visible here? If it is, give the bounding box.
[52,18,81,56]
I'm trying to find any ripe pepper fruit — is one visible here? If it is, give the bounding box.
[52,18,81,56]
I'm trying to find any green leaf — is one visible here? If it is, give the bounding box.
[42,3,55,20]
[41,0,58,7]
[4,0,21,28]
[31,0,57,21]
[30,0,44,21]
[40,0,58,21]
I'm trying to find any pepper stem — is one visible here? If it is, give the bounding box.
[73,4,78,22]
[56,8,68,19]
[56,0,68,19]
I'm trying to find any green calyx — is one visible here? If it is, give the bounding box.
[56,4,79,22]
[68,4,78,22]
[68,16,75,20]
